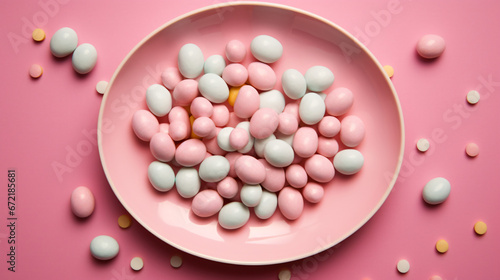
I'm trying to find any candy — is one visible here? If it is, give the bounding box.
[72,43,97,74]
[192,117,216,138]
[198,73,229,103]
[305,66,334,92]
[250,108,279,139]
[417,34,445,59]
[282,69,306,99]
[422,177,451,205]
[417,138,430,152]
[299,92,325,125]
[50,27,78,57]
[435,239,449,253]
[305,154,335,183]
[130,257,144,271]
[240,184,263,207]
[118,214,132,229]
[218,202,250,229]
[278,187,304,220]
[234,122,254,153]
[32,28,46,41]
[250,35,283,63]
[146,84,172,117]
[168,106,191,141]
[234,85,260,118]
[222,63,248,87]
[383,65,394,78]
[247,62,277,91]
[148,161,175,192]
[286,164,308,188]
[225,39,246,62]
[175,167,201,198]
[70,186,95,218]
[172,79,198,106]
[204,54,226,76]
[465,142,479,157]
[474,221,487,235]
[132,110,159,141]
[303,182,324,203]
[227,86,240,106]
[90,235,119,260]
[264,139,294,168]
[217,127,236,152]
[170,255,183,268]
[174,139,206,167]
[190,97,213,118]
[191,189,223,217]
[95,80,108,94]
[340,115,365,147]
[260,90,285,114]
[466,90,480,104]
[217,176,239,199]
[235,155,266,184]
[318,116,340,137]
[396,259,410,274]
[29,64,43,78]
[210,104,230,126]
[317,137,339,158]
[324,87,354,116]
[293,127,318,158]
[161,67,182,90]
[254,190,278,219]
[333,149,364,175]
[277,112,298,135]
[178,43,204,78]
[199,156,230,182]
[259,159,286,192]
[150,132,176,162]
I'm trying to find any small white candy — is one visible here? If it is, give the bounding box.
[416,138,430,152]
[204,55,226,76]
[250,35,283,63]
[260,90,285,113]
[50,27,78,57]
[282,69,306,99]
[146,84,172,117]
[240,184,263,207]
[178,43,204,78]
[466,90,480,104]
[217,127,236,152]
[198,73,229,103]
[148,161,175,192]
[95,80,108,94]
[72,43,97,74]
[264,139,294,167]
[90,235,119,260]
[422,177,450,205]
[175,167,200,198]
[305,66,334,92]
[397,259,410,274]
[299,92,326,125]
[235,121,254,154]
[254,134,276,158]
[199,156,230,182]
[254,190,277,219]
[333,149,364,175]
[275,131,294,146]
[218,202,250,230]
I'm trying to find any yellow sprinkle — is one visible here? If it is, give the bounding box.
[118,214,132,229]
[435,239,449,253]
[32,28,46,42]
[383,65,394,78]
[228,86,241,106]
[474,221,487,235]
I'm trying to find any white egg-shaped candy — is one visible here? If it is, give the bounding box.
[146,84,172,117]
[305,66,334,92]
[148,161,175,192]
[217,127,236,152]
[254,190,277,219]
[50,27,78,57]
[299,92,326,125]
[264,139,294,167]
[204,54,226,76]
[333,149,364,175]
[218,202,250,230]
[178,43,204,78]
[260,90,285,113]
[422,177,451,205]
[240,184,263,207]
[254,134,276,158]
[235,121,254,154]
[282,69,306,99]
[198,73,229,103]
[90,235,119,260]
[275,131,294,146]
[250,35,283,63]
[175,167,200,198]
[72,43,97,74]
[199,156,230,182]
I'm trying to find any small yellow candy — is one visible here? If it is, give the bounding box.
[189,115,201,139]
[118,214,132,229]
[383,65,394,78]
[228,86,241,106]
[474,221,487,235]
[435,239,449,253]
[32,28,46,42]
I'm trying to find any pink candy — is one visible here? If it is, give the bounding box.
[225,39,246,63]
[325,87,353,116]
[150,132,176,162]
[278,187,304,220]
[286,164,308,188]
[191,189,223,217]
[235,155,266,184]
[222,63,248,87]
[229,127,249,150]
[247,62,276,91]
[249,108,279,139]
[340,115,365,148]
[303,182,324,203]
[175,139,206,167]
[304,154,335,183]
[190,97,213,118]
[234,85,260,118]
[172,79,198,106]
[293,127,318,158]
[132,110,159,141]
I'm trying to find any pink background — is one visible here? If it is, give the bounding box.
[1,0,499,279]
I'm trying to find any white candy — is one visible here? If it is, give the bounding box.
[146,84,172,117]
[198,73,229,103]
[281,69,306,99]
[275,131,294,146]
[199,156,230,182]
[254,134,276,158]
[90,235,119,260]
[260,90,285,113]
[299,92,326,125]
[218,202,250,230]
[305,66,334,92]
[72,43,97,74]
[264,139,294,167]
[175,168,200,198]
[217,127,236,152]
[235,121,254,154]
[204,55,226,76]
[254,190,277,219]
[148,161,175,192]
[333,149,364,175]
[250,35,283,63]
[422,177,451,205]
[50,27,78,57]
[240,184,263,207]
[178,43,204,78]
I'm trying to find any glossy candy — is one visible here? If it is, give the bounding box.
[229,127,249,150]
[247,62,276,91]
[218,202,250,229]
[146,84,172,117]
[240,184,263,207]
[417,34,445,59]
[234,85,260,118]
[198,73,229,103]
[190,97,213,118]
[175,167,201,198]
[211,105,230,126]
[305,154,335,183]
[168,107,191,141]
[50,27,78,57]
[282,69,306,99]
[318,116,340,137]
[303,182,324,203]
[72,43,97,74]
[333,149,364,175]
[299,92,325,125]
[277,112,298,135]
[325,87,354,116]
[259,159,285,192]
[70,186,95,218]
[222,63,248,87]
[293,127,318,158]
[278,187,304,220]
[254,190,277,219]
[175,139,206,167]
[217,127,236,152]
[317,137,339,158]
[199,156,230,182]
[178,43,204,78]
[148,161,175,192]
[172,79,198,106]
[250,35,283,63]
[264,139,294,168]
[422,177,450,205]
[217,176,239,199]
[161,67,182,90]
[132,110,159,141]
[260,90,285,113]
[340,115,365,147]
[304,66,334,92]
[235,155,266,184]
[249,108,279,139]
[191,189,223,217]
[90,235,119,260]
[226,39,246,63]
[204,54,226,76]
[286,164,308,188]
[150,132,176,162]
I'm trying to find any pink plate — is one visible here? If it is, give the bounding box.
[98,2,404,265]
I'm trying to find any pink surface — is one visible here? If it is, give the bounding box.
[1,0,499,279]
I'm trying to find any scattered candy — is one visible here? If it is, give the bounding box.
[96,80,108,94]
[50,27,78,57]
[435,239,449,253]
[198,73,229,103]
[417,34,445,59]
[29,64,43,78]
[397,259,410,274]
[466,90,480,104]
[72,43,97,74]
[422,177,451,205]
[278,268,292,280]
[90,235,119,260]
[474,221,487,235]
[465,142,479,157]
[118,214,132,229]
[383,65,394,78]
[32,28,46,42]
[130,257,144,271]
[417,138,430,152]
[170,255,183,268]
[70,186,95,218]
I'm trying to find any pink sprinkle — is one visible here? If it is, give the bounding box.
[29,64,43,78]
[465,142,479,157]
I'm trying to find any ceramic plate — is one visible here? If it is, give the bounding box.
[98,2,404,265]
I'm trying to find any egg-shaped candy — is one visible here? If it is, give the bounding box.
[229,127,249,150]
[422,177,450,205]
[318,116,340,137]
[250,35,283,63]
[299,93,325,125]
[260,89,285,114]
[50,27,78,57]
[90,235,119,260]
[150,132,176,162]
[278,187,304,220]
[417,34,446,59]
[317,137,339,158]
[293,127,318,158]
[222,63,248,87]
[175,167,201,198]
[148,161,175,192]
[258,159,285,192]
[333,149,364,175]
[240,184,263,207]
[218,202,250,229]
[254,190,277,219]
[192,117,216,138]
[146,84,172,117]
[235,122,254,154]
[303,182,324,203]
[226,39,247,63]
[282,69,306,99]
[191,189,224,217]
[211,105,230,127]
[235,155,266,184]
[204,54,226,76]
[203,129,227,156]
[199,156,230,182]
[161,67,182,90]
[72,43,97,74]
[325,87,354,116]
[172,79,198,106]
[247,62,276,91]
[198,73,229,103]
[178,43,204,78]
[249,108,279,139]
[340,115,365,148]
[132,110,159,141]
[190,97,214,118]
[217,176,239,199]
[278,112,299,135]
[254,134,276,158]
[70,186,95,218]
[305,154,335,183]
[234,85,260,119]
[175,139,207,167]
[304,66,334,92]
[217,127,236,152]
[264,139,294,168]
[286,164,308,188]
